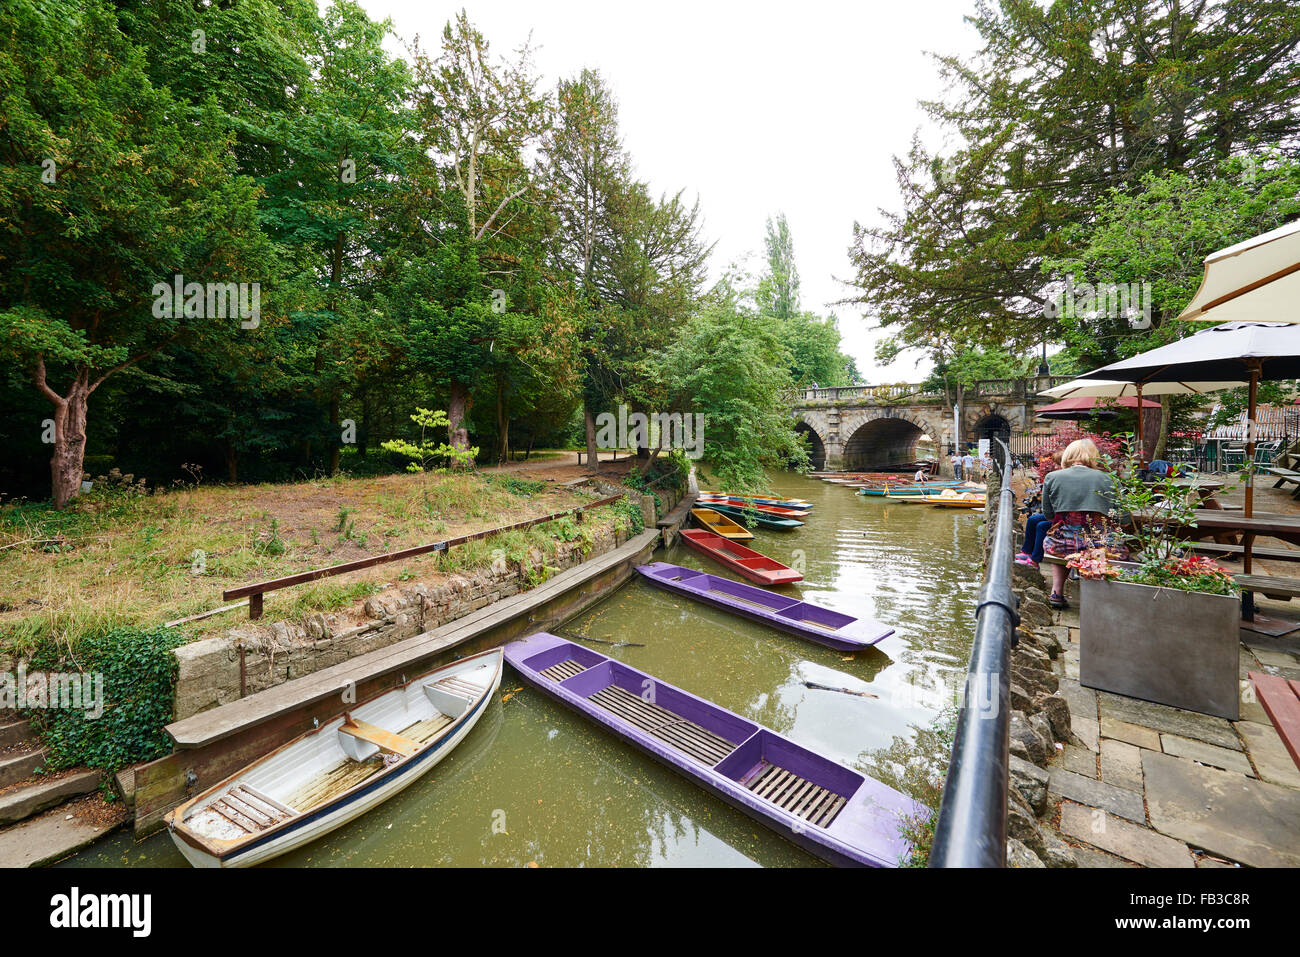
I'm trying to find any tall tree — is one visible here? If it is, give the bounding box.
[410,12,549,463]
[0,0,270,506]
[756,213,800,319]
[847,0,1300,365]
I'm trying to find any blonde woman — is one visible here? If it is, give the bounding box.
[1040,438,1129,609]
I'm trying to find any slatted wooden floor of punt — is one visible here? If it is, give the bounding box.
[202,784,296,835]
[588,685,735,765]
[539,659,587,682]
[743,763,846,828]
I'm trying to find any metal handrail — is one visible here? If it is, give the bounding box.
[929,437,1018,867]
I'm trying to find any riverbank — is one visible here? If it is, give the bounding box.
[0,466,635,655]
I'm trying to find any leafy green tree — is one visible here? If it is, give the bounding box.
[756,213,800,320]
[847,0,1300,364]
[0,0,270,507]
[656,293,809,489]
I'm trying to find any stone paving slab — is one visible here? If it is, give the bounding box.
[0,771,100,825]
[0,806,125,867]
[1143,749,1300,868]
[1062,745,1098,777]
[1100,738,1144,792]
[1235,720,1300,788]
[1055,677,1097,718]
[1048,768,1146,823]
[1097,691,1240,750]
[1159,734,1254,775]
[1099,717,1161,751]
[1071,845,1140,868]
[1071,714,1100,751]
[1059,801,1194,868]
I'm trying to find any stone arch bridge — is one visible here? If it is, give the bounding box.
[793,378,1071,470]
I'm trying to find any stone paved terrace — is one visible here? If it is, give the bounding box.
[1030,477,1300,868]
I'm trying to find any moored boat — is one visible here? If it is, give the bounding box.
[690,507,754,540]
[698,491,813,510]
[165,649,504,867]
[702,502,804,531]
[635,561,892,650]
[679,528,803,585]
[503,633,922,867]
[696,495,810,517]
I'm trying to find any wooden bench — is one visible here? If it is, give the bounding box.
[1232,574,1300,602]
[1248,671,1300,772]
[338,715,419,758]
[1189,542,1300,562]
[1265,466,1300,499]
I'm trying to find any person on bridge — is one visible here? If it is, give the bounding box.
[1038,438,1129,609]
[951,450,964,481]
[962,450,977,481]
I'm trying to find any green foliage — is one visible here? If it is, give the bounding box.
[381,408,479,473]
[27,625,190,774]
[487,475,546,497]
[656,295,809,489]
[847,1,1300,365]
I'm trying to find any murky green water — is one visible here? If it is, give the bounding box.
[62,473,981,868]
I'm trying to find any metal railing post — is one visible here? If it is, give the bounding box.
[929,437,1018,867]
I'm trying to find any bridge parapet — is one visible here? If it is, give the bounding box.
[796,376,1076,405]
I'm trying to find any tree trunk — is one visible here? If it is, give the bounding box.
[1153,395,1172,461]
[495,374,509,464]
[328,391,341,475]
[226,439,239,483]
[448,379,474,468]
[47,372,91,509]
[583,401,599,474]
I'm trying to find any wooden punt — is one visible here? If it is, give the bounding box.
[679,528,803,585]
[697,496,810,518]
[698,491,814,510]
[690,507,754,540]
[635,561,891,650]
[165,649,503,867]
[504,633,923,867]
[701,502,804,531]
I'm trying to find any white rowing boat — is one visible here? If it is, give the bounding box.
[165,648,503,867]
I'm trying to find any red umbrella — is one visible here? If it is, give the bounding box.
[1035,395,1160,419]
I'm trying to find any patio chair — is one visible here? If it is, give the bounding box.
[1220,446,1246,472]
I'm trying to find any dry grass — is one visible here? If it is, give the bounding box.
[0,470,623,656]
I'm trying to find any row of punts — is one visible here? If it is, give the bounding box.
[166,487,920,869]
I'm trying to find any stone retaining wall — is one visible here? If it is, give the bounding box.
[984,466,1079,867]
[171,488,653,721]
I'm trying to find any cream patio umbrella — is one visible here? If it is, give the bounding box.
[1178,219,1300,324]
[1075,322,1300,518]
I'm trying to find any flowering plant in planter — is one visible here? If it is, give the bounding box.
[1066,436,1240,596]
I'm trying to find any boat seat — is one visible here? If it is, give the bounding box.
[422,674,481,717]
[337,715,420,761]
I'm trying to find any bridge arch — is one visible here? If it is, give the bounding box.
[840,411,930,469]
[794,420,827,470]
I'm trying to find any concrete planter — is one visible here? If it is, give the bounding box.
[1079,578,1239,720]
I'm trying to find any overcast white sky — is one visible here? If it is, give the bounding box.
[361,0,985,380]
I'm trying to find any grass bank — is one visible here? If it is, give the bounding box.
[0,469,638,659]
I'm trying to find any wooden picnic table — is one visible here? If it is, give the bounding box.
[1131,510,1300,622]
[1248,672,1300,772]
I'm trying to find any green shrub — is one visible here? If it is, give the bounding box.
[27,625,191,776]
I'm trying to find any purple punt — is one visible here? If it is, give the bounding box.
[504,632,923,867]
[634,562,893,651]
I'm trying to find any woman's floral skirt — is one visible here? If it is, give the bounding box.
[1043,511,1130,560]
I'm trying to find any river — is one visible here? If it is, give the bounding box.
[61,472,981,868]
